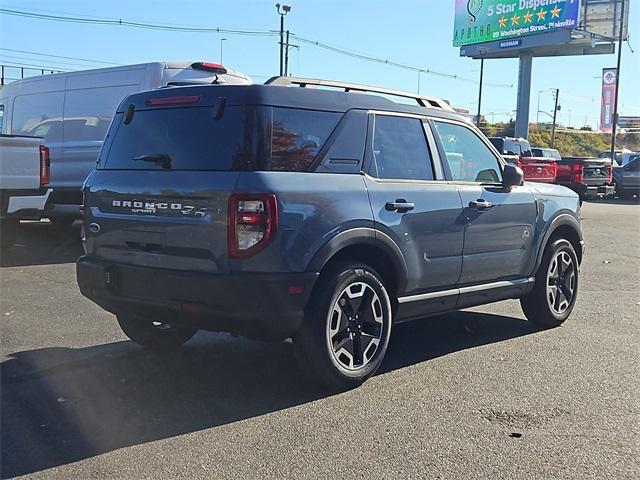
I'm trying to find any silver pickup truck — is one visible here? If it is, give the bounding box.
[0,134,51,251]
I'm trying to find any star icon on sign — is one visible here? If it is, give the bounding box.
[551,5,561,18]
[511,13,520,25]
[523,11,533,23]
[499,16,507,28]
[537,9,547,21]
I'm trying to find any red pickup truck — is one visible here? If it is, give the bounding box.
[555,157,615,199]
[489,137,557,183]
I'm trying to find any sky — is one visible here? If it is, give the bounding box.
[0,0,638,130]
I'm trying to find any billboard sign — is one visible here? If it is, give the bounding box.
[600,68,617,132]
[453,0,582,47]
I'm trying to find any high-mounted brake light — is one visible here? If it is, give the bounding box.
[228,194,278,259]
[191,62,227,74]
[39,145,50,187]
[145,95,201,106]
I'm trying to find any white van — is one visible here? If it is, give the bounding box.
[0,61,251,224]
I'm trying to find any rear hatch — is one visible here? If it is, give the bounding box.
[83,88,250,274]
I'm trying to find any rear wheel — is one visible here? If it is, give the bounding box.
[117,314,198,349]
[521,238,579,328]
[294,261,392,390]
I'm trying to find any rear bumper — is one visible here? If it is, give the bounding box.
[567,183,615,198]
[76,256,319,341]
[0,188,52,219]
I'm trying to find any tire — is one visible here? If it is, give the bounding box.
[49,216,76,227]
[117,314,198,350]
[521,238,579,328]
[294,261,393,390]
[0,218,19,253]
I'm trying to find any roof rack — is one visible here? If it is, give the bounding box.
[265,76,454,111]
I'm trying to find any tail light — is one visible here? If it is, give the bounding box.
[80,188,86,217]
[228,194,278,259]
[571,164,583,183]
[549,162,557,179]
[607,165,613,183]
[39,145,50,187]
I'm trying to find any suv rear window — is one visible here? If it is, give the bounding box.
[100,106,246,171]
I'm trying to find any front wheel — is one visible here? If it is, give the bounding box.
[294,262,393,390]
[521,238,579,328]
[117,314,198,349]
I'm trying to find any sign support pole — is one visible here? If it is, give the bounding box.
[515,52,533,138]
[609,0,626,166]
[476,58,484,127]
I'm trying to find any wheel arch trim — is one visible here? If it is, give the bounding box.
[307,227,408,294]
[534,213,583,273]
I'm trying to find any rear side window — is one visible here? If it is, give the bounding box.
[100,106,247,170]
[265,108,340,171]
[12,92,64,142]
[64,85,135,142]
[371,115,434,181]
[434,121,502,183]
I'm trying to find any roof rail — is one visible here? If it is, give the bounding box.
[265,76,454,111]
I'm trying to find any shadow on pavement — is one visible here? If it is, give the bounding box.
[0,221,83,268]
[583,197,639,206]
[1,311,538,478]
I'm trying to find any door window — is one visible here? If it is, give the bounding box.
[626,158,640,171]
[434,121,503,183]
[371,115,434,180]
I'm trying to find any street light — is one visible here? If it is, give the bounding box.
[276,3,292,76]
[220,38,227,64]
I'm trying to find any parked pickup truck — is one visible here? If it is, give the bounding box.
[489,137,557,183]
[0,134,51,251]
[555,156,614,199]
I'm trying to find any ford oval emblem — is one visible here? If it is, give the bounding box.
[88,223,101,233]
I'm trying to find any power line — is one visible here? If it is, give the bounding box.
[0,8,278,36]
[0,47,122,66]
[0,7,512,89]
[290,34,513,88]
[0,54,108,69]
[0,60,67,72]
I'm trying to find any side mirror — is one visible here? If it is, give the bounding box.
[503,164,524,190]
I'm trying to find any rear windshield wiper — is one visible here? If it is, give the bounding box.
[132,154,172,169]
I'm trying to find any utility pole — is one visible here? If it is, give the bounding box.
[609,0,626,165]
[284,30,290,76]
[220,38,227,64]
[276,4,291,76]
[536,89,545,125]
[476,58,484,127]
[551,88,560,148]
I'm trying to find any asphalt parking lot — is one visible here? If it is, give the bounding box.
[1,199,639,479]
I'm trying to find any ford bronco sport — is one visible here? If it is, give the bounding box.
[77,77,584,389]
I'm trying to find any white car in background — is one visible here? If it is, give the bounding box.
[0,62,251,225]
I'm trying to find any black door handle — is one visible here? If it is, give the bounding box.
[385,199,415,212]
[468,199,493,210]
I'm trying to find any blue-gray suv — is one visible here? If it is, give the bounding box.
[77,77,584,389]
